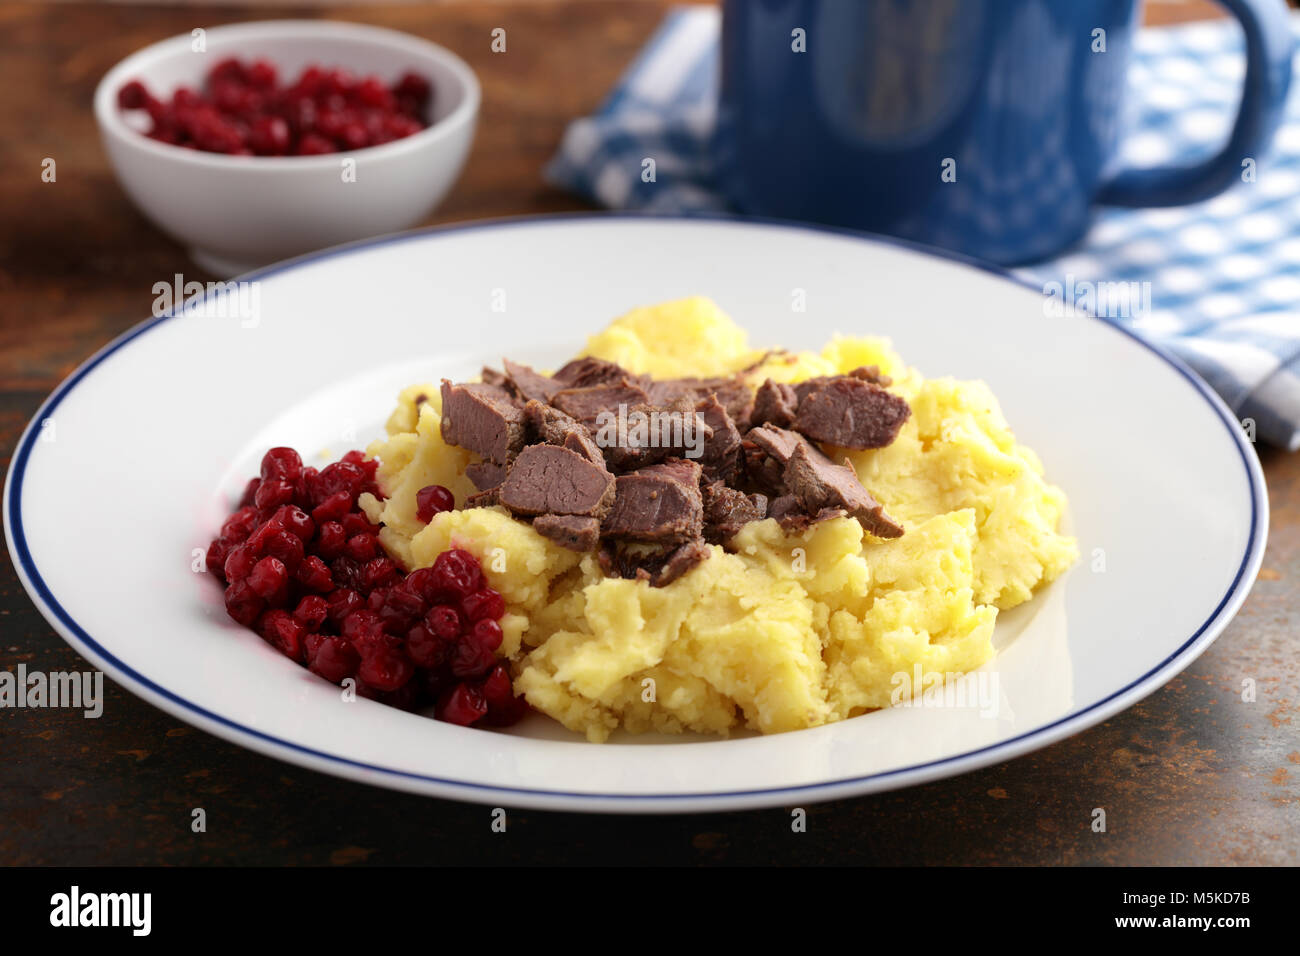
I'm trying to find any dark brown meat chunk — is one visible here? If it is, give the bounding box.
[439,381,525,465]
[465,460,507,492]
[597,396,713,472]
[533,514,601,552]
[503,359,562,403]
[791,365,892,402]
[745,424,805,465]
[498,444,615,518]
[750,379,799,428]
[523,400,604,463]
[702,481,768,544]
[793,377,911,450]
[601,459,704,543]
[650,539,710,586]
[647,376,755,424]
[695,395,742,483]
[746,425,903,537]
[465,486,500,509]
[552,356,644,390]
[767,494,847,534]
[551,381,651,428]
[783,442,903,538]
[597,538,710,587]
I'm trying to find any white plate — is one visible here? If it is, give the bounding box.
[5,217,1267,813]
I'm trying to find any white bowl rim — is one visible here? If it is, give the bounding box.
[93,19,481,170]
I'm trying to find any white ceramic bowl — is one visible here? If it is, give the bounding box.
[93,20,479,275]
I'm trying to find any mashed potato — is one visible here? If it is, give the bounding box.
[360,297,1076,741]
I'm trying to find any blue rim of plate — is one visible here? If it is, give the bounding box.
[3,213,1267,807]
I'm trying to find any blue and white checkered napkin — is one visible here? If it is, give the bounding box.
[546,7,1300,450]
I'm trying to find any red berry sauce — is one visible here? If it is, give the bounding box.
[208,447,526,728]
[119,58,433,156]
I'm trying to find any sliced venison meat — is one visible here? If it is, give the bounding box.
[533,513,601,552]
[439,381,526,465]
[854,365,892,387]
[551,381,651,428]
[602,458,704,543]
[767,494,803,523]
[695,395,742,483]
[465,486,501,509]
[746,424,805,465]
[498,444,615,518]
[783,442,903,538]
[465,460,507,492]
[563,429,603,463]
[739,440,785,498]
[597,537,710,587]
[522,400,604,463]
[766,494,847,534]
[599,396,713,472]
[702,481,768,544]
[552,356,644,390]
[793,377,911,450]
[747,425,903,538]
[791,365,892,402]
[750,379,798,429]
[647,376,755,424]
[650,539,710,586]
[446,351,912,575]
[503,359,562,403]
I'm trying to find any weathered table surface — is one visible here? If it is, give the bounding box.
[2,1,1295,865]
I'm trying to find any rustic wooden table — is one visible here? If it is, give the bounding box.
[2,1,1296,866]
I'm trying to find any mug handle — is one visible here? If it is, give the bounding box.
[1097,0,1294,207]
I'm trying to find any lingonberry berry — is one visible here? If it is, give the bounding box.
[358,646,413,692]
[430,548,481,598]
[436,682,488,726]
[246,556,289,602]
[461,587,504,623]
[292,594,330,631]
[308,636,359,684]
[468,618,503,652]
[415,484,455,523]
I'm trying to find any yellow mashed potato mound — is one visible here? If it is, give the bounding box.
[360,297,1076,741]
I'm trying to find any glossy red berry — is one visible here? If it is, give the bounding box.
[461,587,504,623]
[246,556,289,601]
[430,548,481,598]
[426,604,462,641]
[469,618,503,652]
[248,115,291,155]
[224,580,264,627]
[436,682,488,726]
[271,504,315,542]
[450,638,496,679]
[308,636,359,683]
[295,555,334,593]
[481,663,515,709]
[220,505,261,543]
[415,484,455,523]
[260,447,303,482]
[118,79,150,110]
[325,587,363,624]
[406,623,450,669]
[254,478,295,512]
[311,491,351,524]
[359,647,413,692]
[292,594,330,631]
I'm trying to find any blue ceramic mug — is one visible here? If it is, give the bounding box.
[718,0,1294,264]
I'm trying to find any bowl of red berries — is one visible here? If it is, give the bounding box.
[94,20,479,274]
